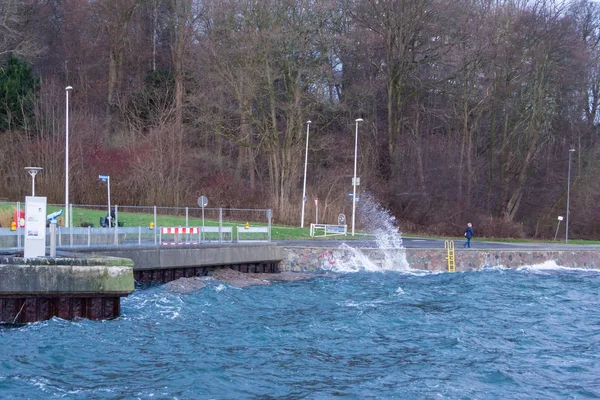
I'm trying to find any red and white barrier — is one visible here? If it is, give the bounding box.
[161,242,198,246]
[161,227,199,234]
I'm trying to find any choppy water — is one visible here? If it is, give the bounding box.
[1,262,600,399]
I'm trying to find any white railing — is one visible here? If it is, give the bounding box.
[310,223,347,237]
[237,226,270,242]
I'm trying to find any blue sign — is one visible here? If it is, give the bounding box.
[98,175,109,182]
[303,196,307,201]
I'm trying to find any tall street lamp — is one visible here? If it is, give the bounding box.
[65,86,73,227]
[566,148,576,243]
[24,167,43,196]
[300,120,311,228]
[352,118,363,236]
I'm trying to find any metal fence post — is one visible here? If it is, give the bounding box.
[185,207,189,242]
[138,226,141,246]
[16,201,21,249]
[88,226,91,246]
[267,209,272,242]
[219,208,223,243]
[114,205,119,246]
[69,203,73,247]
[153,206,157,245]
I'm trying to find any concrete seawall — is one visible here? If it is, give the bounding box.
[0,256,135,323]
[282,247,600,271]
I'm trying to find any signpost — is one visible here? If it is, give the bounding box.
[554,216,564,241]
[99,175,111,226]
[197,196,208,239]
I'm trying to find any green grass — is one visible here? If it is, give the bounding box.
[0,203,316,240]
[3,203,600,243]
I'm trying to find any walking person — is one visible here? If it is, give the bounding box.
[464,223,474,248]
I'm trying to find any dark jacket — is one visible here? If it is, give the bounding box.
[465,226,474,239]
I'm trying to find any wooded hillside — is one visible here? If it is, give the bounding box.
[1,0,599,239]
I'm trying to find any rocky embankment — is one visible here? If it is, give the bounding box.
[164,268,333,294]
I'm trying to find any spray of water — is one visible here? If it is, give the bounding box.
[328,194,409,272]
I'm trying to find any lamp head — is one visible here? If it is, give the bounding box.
[569,148,575,152]
[65,86,73,91]
[24,167,43,177]
[307,120,311,124]
[355,118,363,122]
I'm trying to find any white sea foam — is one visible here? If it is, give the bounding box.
[480,264,511,272]
[214,284,227,292]
[516,260,600,273]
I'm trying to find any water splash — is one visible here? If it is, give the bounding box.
[357,194,408,270]
[357,194,404,250]
[328,194,409,272]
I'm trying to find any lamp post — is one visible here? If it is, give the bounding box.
[24,167,43,196]
[300,120,311,228]
[566,148,576,243]
[65,86,73,227]
[352,118,363,236]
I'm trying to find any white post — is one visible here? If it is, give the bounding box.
[219,208,223,243]
[50,222,57,257]
[554,216,563,241]
[201,204,205,241]
[566,148,575,243]
[352,118,363,236]
[301,120,311,228]
[65,86,73,227]
[153,205,157,244]
[107,175,111,227]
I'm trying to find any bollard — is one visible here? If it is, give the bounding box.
[50,221,57,257]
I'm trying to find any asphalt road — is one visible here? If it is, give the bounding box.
[277,236,600,251]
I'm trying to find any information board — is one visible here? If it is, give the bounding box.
[24,196,47,258]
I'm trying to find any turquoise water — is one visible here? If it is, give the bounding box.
[1,264,599,399]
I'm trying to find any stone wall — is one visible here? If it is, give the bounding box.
[282,247,600,272]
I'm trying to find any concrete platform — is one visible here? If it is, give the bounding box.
[78,243,286,283]
[0,256,134,323]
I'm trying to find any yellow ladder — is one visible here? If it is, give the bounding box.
[445,240,456,272]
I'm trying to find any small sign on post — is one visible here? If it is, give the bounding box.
[197,196,208,239]
[554,216,564,241]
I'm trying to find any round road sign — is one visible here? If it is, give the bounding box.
[197,196,208,208]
